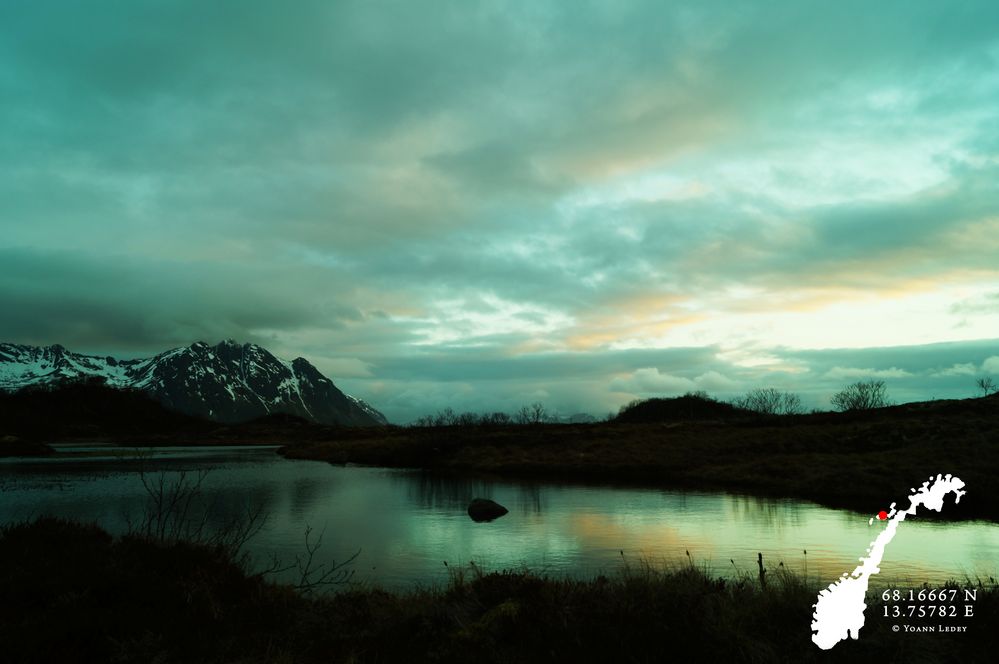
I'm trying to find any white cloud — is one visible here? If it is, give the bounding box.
[933,362,977,377]
[610,368,697,394]
[609,367,738,395]
[313,357,373,379]
[4,1,999,424]
[824,366,913,380]
[694,370,739,391]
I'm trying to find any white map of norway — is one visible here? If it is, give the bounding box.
[811,473,967,650]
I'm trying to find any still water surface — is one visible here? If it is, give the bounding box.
[1,445,996,588]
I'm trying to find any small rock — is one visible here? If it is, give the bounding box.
[467,498,509,522]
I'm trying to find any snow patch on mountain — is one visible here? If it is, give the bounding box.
[347,394,388,424]
[0,341,387,426]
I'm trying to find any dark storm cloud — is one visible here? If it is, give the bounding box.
[0,248,362,352]
[369,346,721,382]
[2,1,999,419]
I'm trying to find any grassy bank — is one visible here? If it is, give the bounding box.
[281,394,999,521]
[1,518,996,663]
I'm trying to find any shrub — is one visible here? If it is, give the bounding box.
[733,388,803,416]
[830,380,890,411]
[481,412,511,425]
[515,402,552,424]
[976,376,997,396]
[411,410,519,428]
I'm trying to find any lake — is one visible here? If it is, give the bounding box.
[1,444,996,589]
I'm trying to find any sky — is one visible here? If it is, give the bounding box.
[2,1,999,423]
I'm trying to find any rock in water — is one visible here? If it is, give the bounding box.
[467,498,509,522]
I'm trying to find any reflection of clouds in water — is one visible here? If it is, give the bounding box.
[3,451,999,589]
[873,521,999,585]
[568,512,690,552]
[394,509,586,579]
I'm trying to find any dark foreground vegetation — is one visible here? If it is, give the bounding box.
[283,392,999,521]
[2,518,997,663]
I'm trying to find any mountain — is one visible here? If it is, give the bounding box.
[0,340,387,426]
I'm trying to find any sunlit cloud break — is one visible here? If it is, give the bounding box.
[1,1,998,422]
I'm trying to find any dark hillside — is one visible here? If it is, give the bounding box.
[0,381,215,441]
[615,393,750,423]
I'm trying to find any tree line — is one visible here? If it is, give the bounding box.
[410,375,998,426]
[412,402,556,427]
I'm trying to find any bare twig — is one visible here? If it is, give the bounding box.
[127,466,357,593]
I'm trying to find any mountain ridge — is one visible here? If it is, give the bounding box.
[0,340,387,426]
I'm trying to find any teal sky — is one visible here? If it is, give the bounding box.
[2,1,999,422]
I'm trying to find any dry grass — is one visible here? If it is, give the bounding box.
[2,518,997,663]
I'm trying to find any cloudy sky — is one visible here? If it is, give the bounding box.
[2,1,999,422]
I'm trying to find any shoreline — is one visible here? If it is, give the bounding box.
[279,397,999,522]
[2,517,996,663]
[5,393,998,520]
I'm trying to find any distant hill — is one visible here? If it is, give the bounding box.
[0,340,387,426]
[0,382,214,441]
[614,393,749,423]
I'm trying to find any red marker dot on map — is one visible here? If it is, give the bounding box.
[877,510,888,520]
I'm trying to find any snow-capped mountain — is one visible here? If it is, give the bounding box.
[0,340,387,426]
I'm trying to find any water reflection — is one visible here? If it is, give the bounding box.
[1,446,998,589]
[403,471,545,515]
[727,494,805,530]
[403,472,497,509]
[289,476,324,517]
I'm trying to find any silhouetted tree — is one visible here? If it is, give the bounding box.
[412,409,520,428]
[433,408,458,426]
[482,412,511,425]
[830,380,890,411]
[976,376,998,396]
[456,412,480,427]
[516,402,551,424]
[734,388,803,415]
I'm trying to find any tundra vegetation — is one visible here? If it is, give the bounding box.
[283,387,999,521]
[830,379,892,411]
[1,517,996,663]
[733,387,804,416]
